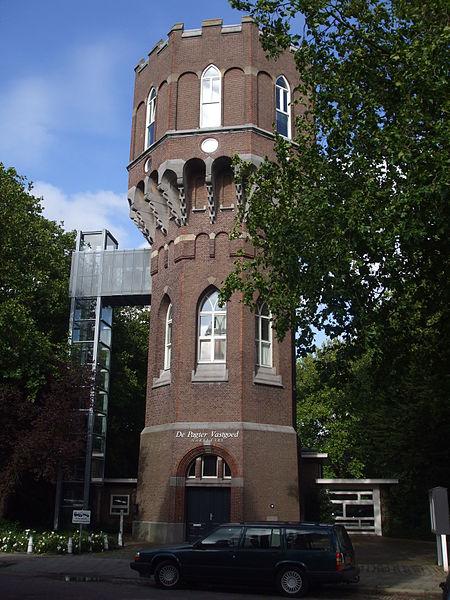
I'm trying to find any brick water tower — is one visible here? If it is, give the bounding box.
[127,17,301,543]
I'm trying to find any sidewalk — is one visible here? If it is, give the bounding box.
[0,535,445,598]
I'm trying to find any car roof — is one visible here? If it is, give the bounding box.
[219,522,334,529]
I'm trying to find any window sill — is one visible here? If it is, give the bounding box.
[253,366,283,388]
[152,369,171,389]
[191,363,228,383]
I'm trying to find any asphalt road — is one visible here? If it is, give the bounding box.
[0,573,435,600]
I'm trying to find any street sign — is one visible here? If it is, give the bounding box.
[72,509,91,524]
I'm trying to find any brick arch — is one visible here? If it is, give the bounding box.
[156,80,169,140]
[257,70,274,131]
[176,71,199,130]
[223,67,245,126]
[176,444,240,478]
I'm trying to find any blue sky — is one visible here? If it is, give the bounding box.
[0,0,246,248]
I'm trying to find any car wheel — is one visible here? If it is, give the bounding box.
[154,560,181,589]
[277,567,309,598]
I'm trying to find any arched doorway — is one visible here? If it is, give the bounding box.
[185,453,232,541]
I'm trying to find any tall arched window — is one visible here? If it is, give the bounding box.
[145,88,157,148]
[200,65,221,128]
[198,290,226,363]
[164,303,173,370]
[275,76,291,139]
[255,302,272,367]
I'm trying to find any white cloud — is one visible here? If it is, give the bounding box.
[32,180,138,248]
[0,40,126,168]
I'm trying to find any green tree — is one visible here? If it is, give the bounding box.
[0,164,75,395]
[0,164,88,518]
[223,1,450,534]
[105,307,150,478]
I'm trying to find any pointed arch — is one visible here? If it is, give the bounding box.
[275,75,291,139]
[145,87,157,148]
[200,64,221,128]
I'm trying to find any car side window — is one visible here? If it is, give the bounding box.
[200,527,243,548]
[243,528,281,549]
[285,529,332,552]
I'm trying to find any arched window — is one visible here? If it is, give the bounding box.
[198,290,226,363]
[200,65,221,128]
[164,303,173,370]
[187,454,231,479]
[145,88,157,148]
[255,302,272,367]
[275,76,291,139]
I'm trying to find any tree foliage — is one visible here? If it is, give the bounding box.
[0,163,76,395]
[0,164,88,517]
[105,307,150,479]
[223,1,449,533]
[224,0,449,353]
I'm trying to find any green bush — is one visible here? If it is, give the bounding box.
[0,521,115,554]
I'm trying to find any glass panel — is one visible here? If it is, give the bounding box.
[91,457,104,477]
[276,111,288,137]
[100,322,112,346]
[224,462,231,478]
[260,303,270,317]
[80,233,104,251]
[360,493,373,500]
[92,436,104,453]
[276,76,287,89]
[283,91,288,113]
[71,342,94,365]
[211,78,220,101]
[346,504,374,518]
[214,339,226,361]
[187,461,196,478]
[243,528,281,549]
[285,530,331,551]
[202,455,217,477]
[201,295,213,312]
[147,122,155,146]
[261,343,271,366]
[201,527,242,548]
[101,306,113,325]
[330,493,358,501]
[94,414,106,435]
[98,369,109,391]
[95,391,108,413]
[261,318,270,341]
[200,315,212,336]
[204,66,219,78]
[72,321,95,342]
[74,298,97,320]
[98,344,110,369]
[202,103,220,127]
[199,340,211,361]
[214,315,226,335]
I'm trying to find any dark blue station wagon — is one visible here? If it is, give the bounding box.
[130,522,359,598]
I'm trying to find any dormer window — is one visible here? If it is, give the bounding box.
[145,88,157,148]
[200,65,221,128]
[275,76,291,139]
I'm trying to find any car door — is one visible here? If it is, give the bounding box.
[285,528,335,576]
[233,527,282,583]
[182,526,243,581]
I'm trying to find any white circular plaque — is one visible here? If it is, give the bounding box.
[201,138,219,154]
[144,157,152,173]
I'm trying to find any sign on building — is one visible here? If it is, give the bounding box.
[72,509,91,525]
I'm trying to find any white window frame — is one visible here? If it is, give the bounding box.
[110,494,130,516]
[256,302,273,368]
[164,303,172,370]
[200,65,221,128]
[198,290,226,364]
[145,88,157,149]
[275,75,291,139]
